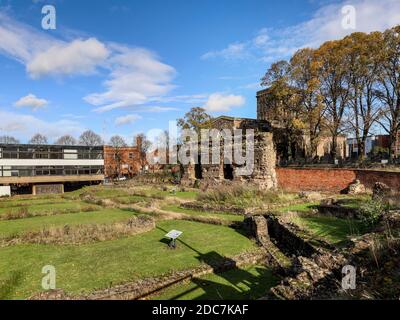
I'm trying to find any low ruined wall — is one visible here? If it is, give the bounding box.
[276,167,400,192]
[29,250,267,300]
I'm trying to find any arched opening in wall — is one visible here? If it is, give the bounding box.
[195,155,203,179]
[223,164,234,180]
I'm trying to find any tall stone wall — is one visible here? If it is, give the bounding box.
[251,132,277,190]
[180,131,277,190]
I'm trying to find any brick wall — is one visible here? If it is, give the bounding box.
[276,167,400,192]
[103,146,142,178]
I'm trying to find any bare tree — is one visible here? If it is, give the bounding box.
[343,32,382,160]
[0,136,20,144]
[54,135,77,146]
[79,130,104,146]
[29,133,48,145]
[109,135,127,178]
[134,133,152,166]
[109,135,127,148]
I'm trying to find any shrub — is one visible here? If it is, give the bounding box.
[358,199,388,228]
[197,185,297,208]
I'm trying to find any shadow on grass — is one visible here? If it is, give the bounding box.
[300,216,369,245]
[156,225,276,300]
[163,266,278,300]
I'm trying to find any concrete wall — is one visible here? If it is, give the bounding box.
[0,186,10,197]
[33,184,64,195]
[276,167,400,192]
[0,174,104,185]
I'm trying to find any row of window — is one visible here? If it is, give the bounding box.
[0,146,103,160]
[0,166,104,177]
[108,152,137,160]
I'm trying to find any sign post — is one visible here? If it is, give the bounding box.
[165,230,183,249]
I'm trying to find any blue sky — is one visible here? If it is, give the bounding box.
[0,0,399,143]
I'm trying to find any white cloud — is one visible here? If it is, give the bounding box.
[152,94,208,104]
[202,93,245,112]
[0,11,58,63]
[253,28,270,47]
[0,12,176,112]
[14,94,48,111]
[114,114,142,126]
[240,82,262,90]
[202,0,400,62]
[137,106,180,113]
[86,46,176,112]
[201,43,249,60]
[0,110,83,141]
[0,12,108,78]
[27,38,110,79]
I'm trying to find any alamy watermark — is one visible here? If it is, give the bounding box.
[41,5,56,30]
[341,5,356,30]
[342,265,356,290]
[41,265,56,290]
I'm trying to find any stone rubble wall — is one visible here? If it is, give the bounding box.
[245,214,352,300]
[181,132,278,191]
[246,213,399,300]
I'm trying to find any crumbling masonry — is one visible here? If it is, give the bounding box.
[181,116,278,190]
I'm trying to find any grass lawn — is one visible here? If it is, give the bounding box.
[0,201,99,216]
[336,196,371,209]
[153,264,279,300]
[289,215,367,244]
[0,197,69,209]
[83,187,130,198]
[277,202,318,213]
[114,195,150,204]
[0,220,257,299]
[0,209,137,238]
[162,191,198,200]
[162,205,244,222]
[138,187,199,200]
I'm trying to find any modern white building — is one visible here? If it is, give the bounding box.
[0,144,104,195]
[346,135,389,158]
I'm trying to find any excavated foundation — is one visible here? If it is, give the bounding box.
[244,213,395,300]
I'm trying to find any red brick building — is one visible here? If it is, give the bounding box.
[103,138,144,179]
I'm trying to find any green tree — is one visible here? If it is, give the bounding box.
[261,60,304,161]
[290,48,326,159]
[177,107,213,136]
[375,26,400,162]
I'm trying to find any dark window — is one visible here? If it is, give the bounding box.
[223,164,234,180]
